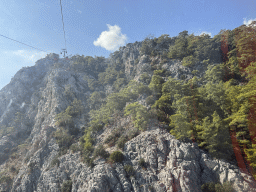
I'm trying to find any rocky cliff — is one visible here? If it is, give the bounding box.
[0,41,256,192]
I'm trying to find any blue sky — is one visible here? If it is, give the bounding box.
[0,0,255,90]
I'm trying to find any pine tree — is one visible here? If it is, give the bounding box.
[125,102,149,131]
[168,30,189,59]
[244,138,256,180]
[240,62,256,179]
[169,113,191,140]
[197,111,233,162]
[65,98,83,117]
[148,73,164,98]
[233,25,256,77]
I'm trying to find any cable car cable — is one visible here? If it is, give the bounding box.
[59,0,67,51]
[1,1,70,57]
[0,34,48,52]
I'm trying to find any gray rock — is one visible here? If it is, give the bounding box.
[9,128,256,192]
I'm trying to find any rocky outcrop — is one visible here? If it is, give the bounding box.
[10,128,256,192]
[0,56,89,166]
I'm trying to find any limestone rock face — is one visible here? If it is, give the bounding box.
[0,56,90,167]
[9,128,256,192]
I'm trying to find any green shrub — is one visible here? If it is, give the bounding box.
[167,30,190,60]
[93,144,110,159]
[87,78,100,91]
[113,78,126,91]
[54,128,73,148]
[98,67,121,85]
[83,131,94,153]
[140,36,155,55]
[201,181,234,192]
[79,137,85,150]
[90,122,104,132]
[28,162,36,174]
[150,58,158,66]
[89,91,106,110]
[149,108,159,119]
[192,70,199,75]
[10,152,19,159]
[117,135,129,150]
[202,59,210,66]
[104,127,124,147]
[127,128,140,140]
[215,181,234,192]
[104,134,116,147]
[80,130,95,167]
[148,185,155,191]
[51,157,60,167]
[0,175,12,185]
[145,95,155,105]
[68,126,80,136]
[61,180,72,192]
[151,64,158,71]
[138,158,147,168]
[88,81,151,131]
[125,102,149,131]
[52,62,64,69]
[55,99,83,127]
[148,74,164,98]
[109,151,124,163]
[53,128,73,156]
[14,112,25,125]
[18,143,29,150]
[181,74,186,80]
[70,143,81,153]
[9,166,17,173]
[151,50,157,57]
[58,148,68,156]
[71,55,105,75]
[139,73,151,85]
[54,112,73,127]
[85,157,95,169]
[0,125,14,137]
[150,108,169,123]
[65,98,84,117]
[24,156,30,163]
[153,69,165,76]
[182,55,198,67]
[124,164,135,176]
[112,127,124,136]
[201,182,215,192]
[64,84,75,100]
[160,58,168,64]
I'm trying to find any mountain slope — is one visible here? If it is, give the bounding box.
[0,30,256,191]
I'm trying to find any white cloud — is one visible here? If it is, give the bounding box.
[193,30,212,37]
[199,31,212,37]
[93,24,127,51]
[11,50,48,63]
[243,18,256,26]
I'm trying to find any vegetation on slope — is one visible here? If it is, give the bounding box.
[51,24,256,179]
